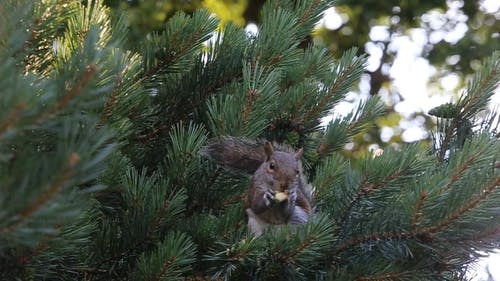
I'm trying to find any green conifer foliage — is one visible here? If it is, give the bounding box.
[0,0,498,280]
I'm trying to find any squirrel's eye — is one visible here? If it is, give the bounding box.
[269,162,275,170]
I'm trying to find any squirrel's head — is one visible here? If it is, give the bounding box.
[263,141,303,192]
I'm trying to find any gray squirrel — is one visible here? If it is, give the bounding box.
[203,137,312,236]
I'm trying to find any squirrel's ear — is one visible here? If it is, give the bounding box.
[264,141,274,160]
[295,148,304,160]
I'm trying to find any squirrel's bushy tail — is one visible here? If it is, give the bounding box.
[201,137,267,174]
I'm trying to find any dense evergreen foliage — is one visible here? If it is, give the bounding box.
[0,0,498,280]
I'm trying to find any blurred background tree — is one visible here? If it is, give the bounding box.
[313,0,500,152]
[104,0,499,82]
[104,0,247,43]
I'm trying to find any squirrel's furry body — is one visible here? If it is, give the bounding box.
[203,137,312,236]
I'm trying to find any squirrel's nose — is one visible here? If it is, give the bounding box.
[279,181,289,191]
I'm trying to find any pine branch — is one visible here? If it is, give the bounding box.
[411,191,427,231]
[37,64,97,123]
[154,256,176,281]
[210,193,246,211]
[297,0,321,25]
[11,0,76,74]
[93,168,188,275]
[242,89,259,124]
[439,153,480,195]
[317,97,384,155]
[142,10,218,79]
[97,76,121,127]
[136,124,169,143]
[355,271,418,281]
[18,225,61,266]
[448,227,500,245]
[334,228,410,254]
[97,51,144,131]
[55,65,96,111]
[337,168,402,225]
[302,49,366,127]
[437,119,463,163]
[203,71,244,101]
[146,198,171,241]
[277,237,316,264]
[17,14,42,56]
[206,64,279,137]
[132,232,196,281]
[142,27,203,80]
[420,176,499,234]
[0,152,80,235]
[312,155,345,200]
[334,176,499,254]
[0,102,26,136]
[135,67,241,144]
[314,172,339,200]
[436,52,500,162]
[72,267,109,274]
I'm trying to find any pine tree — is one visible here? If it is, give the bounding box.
[1,0,499,280]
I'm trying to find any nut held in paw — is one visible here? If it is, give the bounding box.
[274,192,288,202]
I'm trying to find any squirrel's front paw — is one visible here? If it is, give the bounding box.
[288,189,297,202]
[263,189,275,207]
